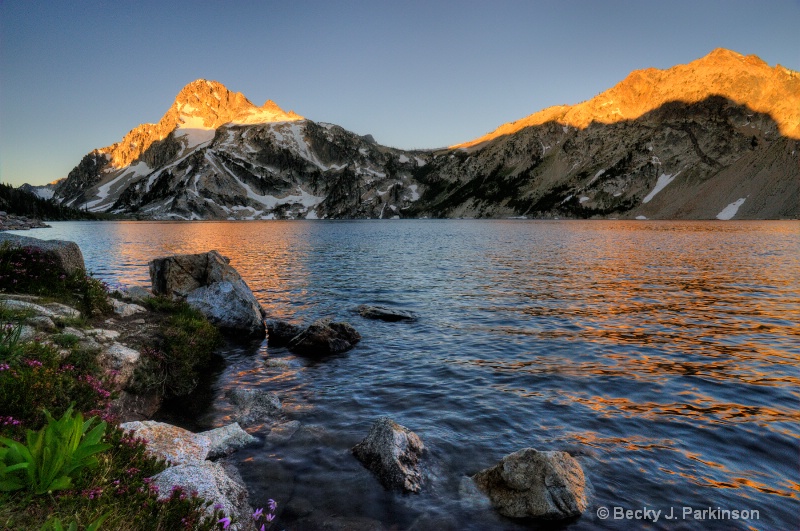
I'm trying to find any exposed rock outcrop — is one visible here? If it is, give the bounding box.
[97,342,141,388]
[201,422,258,459]
[110,298,146,317]
[119,420,211,465]
[352,417,425,493]
[149,250,265,337]
[471,448,588,520]
[287,318,361,356]
[150,460,253,530]
[0,233,84,274]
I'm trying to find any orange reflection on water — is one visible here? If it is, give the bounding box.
[106,220,314,319]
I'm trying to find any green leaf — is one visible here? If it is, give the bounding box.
[0,477,25,491]
[86,512,110,531]
[43,475,72,493]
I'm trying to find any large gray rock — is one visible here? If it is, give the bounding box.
[287,318,361,356]
[149,250,242,298]
[186,281,264,337]
[0,233,85,275]
[119,421,210,465]
[200,422,258,459]
[149,250,265,337]
[352,417,425,493]
[471,448,588,520]
[226,388,282,427]
[150,460,253,530]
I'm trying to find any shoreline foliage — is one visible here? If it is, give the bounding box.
[0,248,231,530]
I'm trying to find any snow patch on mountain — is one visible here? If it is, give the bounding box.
[716,198,746,220]
[642,172,681,203]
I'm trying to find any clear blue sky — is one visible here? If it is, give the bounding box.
[1,0,798,187]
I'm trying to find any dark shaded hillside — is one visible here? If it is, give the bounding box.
[0,183,100,220]
[407,96,800,220]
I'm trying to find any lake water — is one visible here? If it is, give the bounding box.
[14,220,800,530]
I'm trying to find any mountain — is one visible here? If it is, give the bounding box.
[411,48,799,220]
[1,183,98,221]
[55,80,427,220]
[19,182,59,200]
[55,49,799,220]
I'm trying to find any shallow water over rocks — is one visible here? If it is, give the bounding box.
[18,219,800,530]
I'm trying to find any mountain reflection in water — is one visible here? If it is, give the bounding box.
[24,219,800,530]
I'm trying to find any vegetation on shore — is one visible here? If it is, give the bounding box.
[0,245,229,530]
[0,183,100,221]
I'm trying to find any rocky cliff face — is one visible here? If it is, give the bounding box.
[55,49,799,220]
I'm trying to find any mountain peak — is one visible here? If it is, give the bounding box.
[98,80,303,168]
[453,48,800,148]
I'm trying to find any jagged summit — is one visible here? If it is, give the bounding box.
[453,48,800,148]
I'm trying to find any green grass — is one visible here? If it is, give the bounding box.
[131,297,221,398]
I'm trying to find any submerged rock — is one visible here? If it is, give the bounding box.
[287,318,361,356]
[471,448,588,520]
[226,388,282,427]
[119,420,211,465]
[357,305,417,322]
[265,420,302,446]
[149,250,266,337]
[352,417,425,493]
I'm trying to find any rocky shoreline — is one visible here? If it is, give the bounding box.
[0,211,50,231]
[1,234,591,529]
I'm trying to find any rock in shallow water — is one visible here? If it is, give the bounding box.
[287,318,361,356]
[352,417,425,493]
[266,318,303,347]
[149,250,266,337]
[226,388,282,427]
[471,448,588,520]
[201,422,258,459]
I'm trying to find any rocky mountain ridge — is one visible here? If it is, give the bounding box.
[54,49,799,220]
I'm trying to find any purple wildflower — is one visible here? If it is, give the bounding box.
[218,517,231,529]
[266,513,275,522]
[268,499,277,512]
[252,508,263,519]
